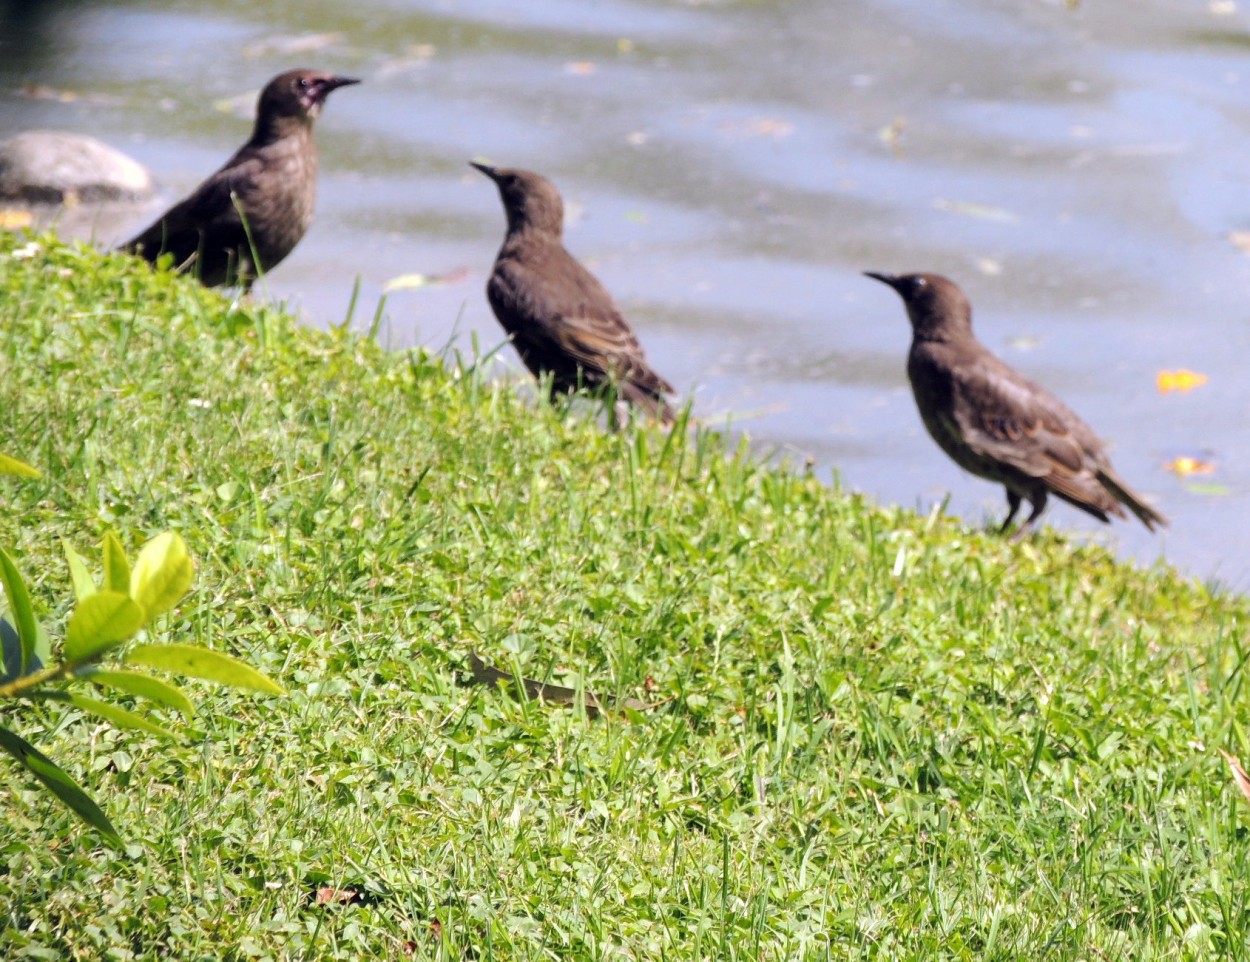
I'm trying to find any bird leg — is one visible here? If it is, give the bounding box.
[1008,491,1048,542]
[999,490,1022,535]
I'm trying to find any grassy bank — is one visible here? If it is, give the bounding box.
[1,232,1247,960]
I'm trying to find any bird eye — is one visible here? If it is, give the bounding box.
[297,77,311,88]
[913,277,928,289]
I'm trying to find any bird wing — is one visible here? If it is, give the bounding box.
[121,150,263,259]
[946,357,1114,508]
[549,308,674,394]
[491,249,675,395]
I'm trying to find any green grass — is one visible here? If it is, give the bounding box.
[1,232,1249,960]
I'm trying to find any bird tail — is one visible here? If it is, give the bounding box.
[619,380,676,428]
[1098,469,1168,532]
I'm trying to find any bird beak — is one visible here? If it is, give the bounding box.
[470,161,499,181]
[863,271,902,290]
[321,75,361,95]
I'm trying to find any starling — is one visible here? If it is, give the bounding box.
[864,271,1166,539]
[471,162,676,425]
[119,69,359,289]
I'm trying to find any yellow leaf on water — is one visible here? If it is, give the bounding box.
[0,210,33,230]
[722,118,795,139]
[933,198,1019,223]
[1166,455,1216,477]
[383,273,432,293]
[879,116,906,155]
[1157,369,1208,394]
[382,267,470,294]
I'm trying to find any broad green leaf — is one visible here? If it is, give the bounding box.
[0,724,120,841]
[102,532,130,595]
[86,669,196,718]
[64,591,145,662]
[0,547,38,675]
[129,533,193,620]
[65,693,177,740]
[126,644,284,694]
[0,453,40,478]
[62,540,97,602]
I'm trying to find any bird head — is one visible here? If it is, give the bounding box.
[864,271,973,342]
[470,163,565,237]
[258,69,361,127]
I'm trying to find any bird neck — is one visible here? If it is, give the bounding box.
[250,114,314,148]
[909,309,973,344]
[504,217,562,244]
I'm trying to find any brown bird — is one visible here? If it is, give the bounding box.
[471,162,676,425]
[864,271,1166,539]
[120,69,359,289]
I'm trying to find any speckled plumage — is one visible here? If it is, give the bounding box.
[865,271,1166,538]
[120,69,358,289]
[473,163,676,425]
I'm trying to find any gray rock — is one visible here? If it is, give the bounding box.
[0,130,153,204]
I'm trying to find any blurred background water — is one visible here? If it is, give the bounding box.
[3,0,1249,586]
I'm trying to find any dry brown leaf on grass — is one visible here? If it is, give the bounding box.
[1218,749,1250,805]
[467,651,665,718]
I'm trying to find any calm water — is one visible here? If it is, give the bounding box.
[2,0,1248,585]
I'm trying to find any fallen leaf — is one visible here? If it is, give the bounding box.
[879,116,906,155]
[564,62,597,75]
[1219,749,1250,805]
[1184,482,1230,496]
[1228,230,1250,253]
[722,118,795,139]
[314,887,363,906]
[382,267,470,294]
[0,210,33,230]
[466,651,665,718]
[933,198,1019,223]
[1166,455,1216,477]
[1156,369,1208,394]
